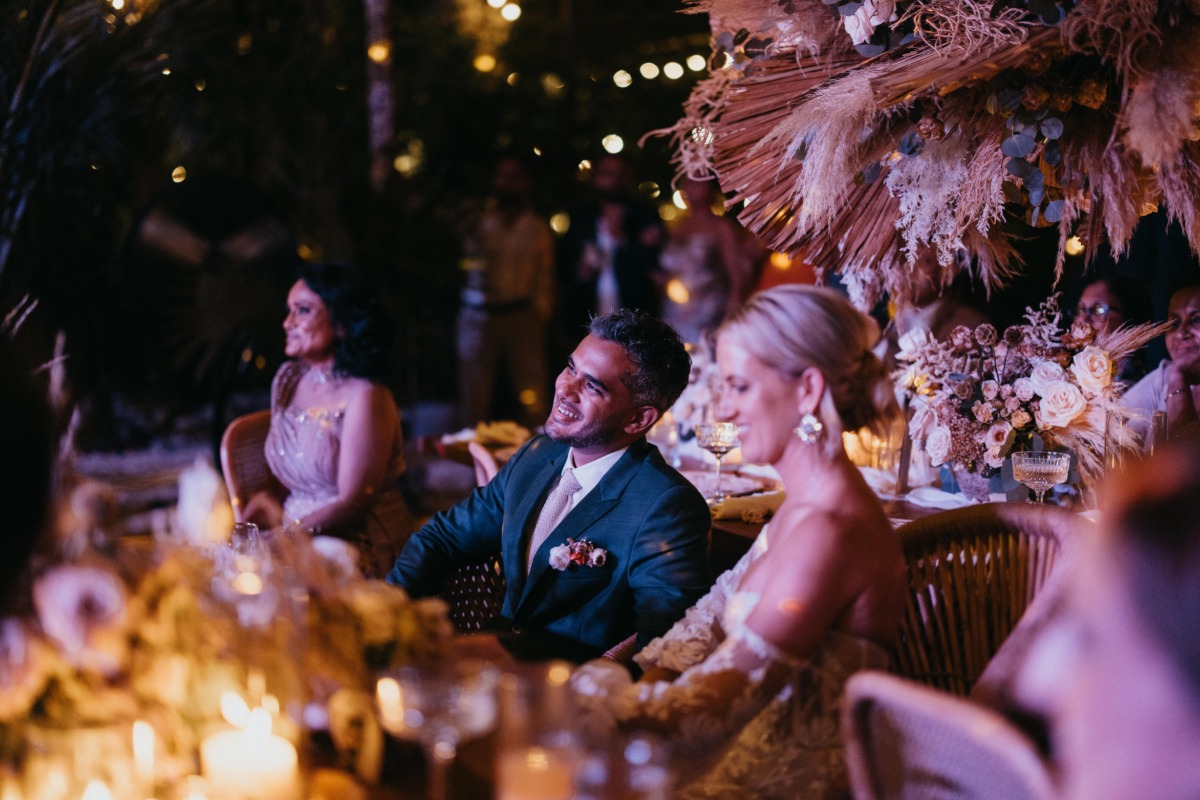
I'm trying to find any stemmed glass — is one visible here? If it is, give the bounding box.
[1011,451,1072,504]
[694,422,740,504]
[376,660,499,800]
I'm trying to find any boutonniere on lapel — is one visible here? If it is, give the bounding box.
[548,538,608,571]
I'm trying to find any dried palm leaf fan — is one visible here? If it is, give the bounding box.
[661,0,1200,308]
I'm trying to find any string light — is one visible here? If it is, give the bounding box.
[663,61,684,80]
[500,3,521,21]
[602,134,624,154]
[171,166,187,183]
[639,62,660,79]
[474,53,497,72]
[686,54,706,71]
[612,70,632,88]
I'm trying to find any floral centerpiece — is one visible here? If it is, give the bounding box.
[894,294,1165,495]
[0,532,454,788]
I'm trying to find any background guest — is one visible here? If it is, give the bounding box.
[555,155,664,357]
[1016,437,1200,800]
[1121,284,1200,437]
[571,285,906,799]
[456,156,555,429]
[658,175,757,345]
[1073,273,1152,382]
[389,308,711,664]
[242,261,412,578]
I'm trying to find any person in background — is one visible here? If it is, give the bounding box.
[1073,273,1152,382]
[242,261,412,578]
[456,156,555,429]
[1016,436,1200,800]
[658,175,758,345]
[571,285,906,799]
[388,308,711,664]
[556,155,664,350]
[876,244,990,368]
[1120,285,1200,438]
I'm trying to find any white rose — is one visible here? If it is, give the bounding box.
[1070,345,1114,396]
[1029,361,1065,397]
[925,425,953,467]
[843,7,874,45]
[896,327,933,362]
[33,565,128,677]
[908,400,938,440]
[1035,380,1088,428]
[985,422,1012,449]
[548,544,572,571]
[985,445,1006,470]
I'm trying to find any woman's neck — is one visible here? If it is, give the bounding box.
[774,434,853,501]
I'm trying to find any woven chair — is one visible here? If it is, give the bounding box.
[219,409,279,522]
[892,502,1078,696]
[439,438,507,633]
[843,670,1055,800]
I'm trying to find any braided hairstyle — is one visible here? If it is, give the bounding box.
[717,284,898,440]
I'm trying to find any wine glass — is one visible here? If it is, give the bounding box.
[1011,451,1071,504]
[376,660,499,800]
[693,422,740,504]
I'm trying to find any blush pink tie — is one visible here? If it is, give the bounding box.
[526,467,581,573]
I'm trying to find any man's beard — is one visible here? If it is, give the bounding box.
[544,412,626,450]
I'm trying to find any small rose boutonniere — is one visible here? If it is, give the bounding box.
[548,538,608,571]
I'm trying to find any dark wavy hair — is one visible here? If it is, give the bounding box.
[588,308,691,411]
[296,261,393,382]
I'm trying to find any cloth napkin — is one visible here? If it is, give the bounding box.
[903,486,982,509]
[710,490,786,522]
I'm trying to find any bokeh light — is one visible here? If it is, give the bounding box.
[639,62,660,79]
[686,54,706,71]
[612,70,632,88]
[474,53,497,72]
[602,135,624,154]
[663,62,684,80]
[500,3,521,21]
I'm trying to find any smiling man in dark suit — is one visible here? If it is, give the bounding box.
[387,309,711,663]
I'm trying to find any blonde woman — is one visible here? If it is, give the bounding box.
[572,285,907,799]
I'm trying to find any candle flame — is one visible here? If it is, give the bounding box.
[81,781,114,800]
[220,691,251,728]
[245,707,272,743]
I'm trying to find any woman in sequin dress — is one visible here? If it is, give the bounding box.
[243,261,412,577]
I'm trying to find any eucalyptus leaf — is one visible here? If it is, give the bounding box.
[1044,141,1062,166]
[1002,132,1036,158]
[1025,169,1045,190]
[1040,117,1064,139]
[1031,205,1041,226]
[838,1,863,15]
[998,89,1022,111]
[1028,187,1045,206]
[1006,157,1035,178]
[1044,199,1064,223]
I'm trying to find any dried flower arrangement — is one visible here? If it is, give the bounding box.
[894,294,1167,487]
[659,0,1200,310]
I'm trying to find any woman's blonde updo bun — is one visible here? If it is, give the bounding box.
[717,284,898,440]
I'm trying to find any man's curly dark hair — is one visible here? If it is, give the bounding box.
[588,308,691,412]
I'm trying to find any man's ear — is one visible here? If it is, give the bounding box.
[625,406,661,437]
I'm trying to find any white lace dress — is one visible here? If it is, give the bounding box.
[571,525,889,799]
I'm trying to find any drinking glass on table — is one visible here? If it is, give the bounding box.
[495,661,579,800]
[1011,451,1072,504]
[376,659,499,800]
[1104,407,1168,471]
[694,422,740,504]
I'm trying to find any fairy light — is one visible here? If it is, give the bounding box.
[638,181,661,199]
[663,61,684,80]
[613,69,632,88]
[474,53,497,72]
[672,189,686,209]
[1065,235,1085,256]
[486,0,505,7]
[686,54,706,71]
[367,41,391,64]
[109,0,124,9]
[506,72,519,85]
[639,62,660,79]
[171,166,187,183]
[550,212,570,235]
[500,3,521,21]
[602,134,624,154]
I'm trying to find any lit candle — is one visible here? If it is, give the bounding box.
[81,781,113,800]
[496,746,574,800]
[132,720,155,793]
[200,709,301,800]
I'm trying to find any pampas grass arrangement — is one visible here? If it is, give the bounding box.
[657,0,1200,308]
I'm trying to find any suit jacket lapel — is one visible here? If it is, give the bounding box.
[518,442,648,607]
[505,448,568,600]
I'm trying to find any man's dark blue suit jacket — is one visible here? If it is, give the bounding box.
[387,435,712,662]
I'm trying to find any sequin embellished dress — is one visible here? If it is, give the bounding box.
[264,361,411,577]
[571,525,890,799]
[659,232,731,346]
